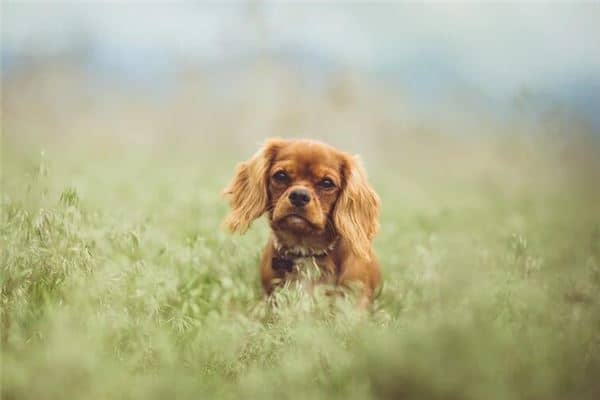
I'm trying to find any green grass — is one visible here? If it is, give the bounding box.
[2,136,600,400]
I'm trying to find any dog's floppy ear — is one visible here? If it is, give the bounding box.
[334,154,380,259]
[223,138,284,233]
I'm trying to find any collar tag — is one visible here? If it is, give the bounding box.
[272,257,295,273]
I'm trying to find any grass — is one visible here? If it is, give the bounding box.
[2,126,600,399]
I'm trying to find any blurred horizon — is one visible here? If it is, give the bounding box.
[3,1,600,130]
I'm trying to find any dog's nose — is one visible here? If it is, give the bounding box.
[289,189,311,207]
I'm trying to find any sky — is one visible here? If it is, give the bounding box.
[2,1,600,125]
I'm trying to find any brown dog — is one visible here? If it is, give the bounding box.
[223,138,380,307]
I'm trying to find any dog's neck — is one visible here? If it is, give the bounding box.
[272,234,338,258]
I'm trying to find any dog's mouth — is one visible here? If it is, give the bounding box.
[285,214,309,223]
[275,213,321,231]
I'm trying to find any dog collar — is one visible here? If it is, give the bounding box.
[271,237,338,273]
[272,236,338,258]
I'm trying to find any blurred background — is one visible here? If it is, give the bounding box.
[3,1,600,221]
[3,1,599,157]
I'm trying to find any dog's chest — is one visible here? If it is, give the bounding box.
[271,254,337,288]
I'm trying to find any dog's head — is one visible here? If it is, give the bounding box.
[223,138,379,259]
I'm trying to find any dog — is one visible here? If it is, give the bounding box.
[223,138,380,307]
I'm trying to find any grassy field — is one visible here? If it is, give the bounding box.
[2,133,599,400]
[2,68,600,399]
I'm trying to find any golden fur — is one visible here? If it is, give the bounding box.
[223,138,380,306]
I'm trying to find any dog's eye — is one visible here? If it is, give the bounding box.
[318,178,335,189]
[273,171,290,183]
